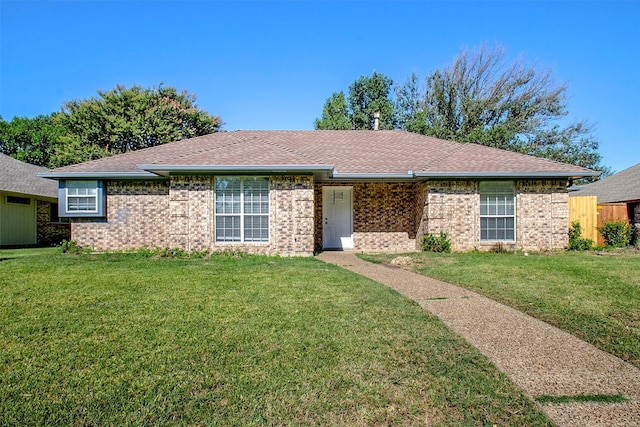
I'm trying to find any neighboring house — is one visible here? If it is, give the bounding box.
[0,153,70,247]
[571,162,640,229]
[39,130,596,255]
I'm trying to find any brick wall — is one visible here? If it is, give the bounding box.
[72,176,315,256]
[516,180,568,251]
[168,176,212,251]
[313,179,569,253]
[36,200,70,246]
[418,179,569,251]
[419,181,479,251]
[314,182,419,252]
[72,181,170,250]
[210,175,314,256]
[71,177,569,254]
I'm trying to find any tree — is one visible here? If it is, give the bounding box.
[395,45,608,175]
[52,84,222,167]
[348,72,396,130]
[314,92,351,130]
[315,72,396,130]
[0,115,63,166]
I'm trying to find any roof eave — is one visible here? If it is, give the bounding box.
[136,164,335,177]
[414,171,600,179]
[37,172,163,180]
[327,172,417,182]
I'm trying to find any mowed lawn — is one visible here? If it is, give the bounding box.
[0,250,552,426]
[361,250,640,369]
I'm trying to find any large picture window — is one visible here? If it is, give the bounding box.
[215,177,269,243]
[59,180,105,217]
[480,181,515,241]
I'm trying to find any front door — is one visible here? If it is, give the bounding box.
[323,186,353,249]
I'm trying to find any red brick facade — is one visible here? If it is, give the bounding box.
[70,176,570,255]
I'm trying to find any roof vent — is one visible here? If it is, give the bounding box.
[373,112,380,131]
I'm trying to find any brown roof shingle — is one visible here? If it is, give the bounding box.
[0,153,58,199]
[571,163,640,203]
[48,130,595,178]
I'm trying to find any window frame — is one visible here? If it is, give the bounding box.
[49,202,70,224]
[6,195,31,205]
[214,176,270,243]
[479,181,516,242]
[58,180,106,217]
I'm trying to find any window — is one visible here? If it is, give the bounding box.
[215,177,269,243]
[59,180,105,217]
[480,181,515,241]
[49,203,69,223]
[6,195,31,205]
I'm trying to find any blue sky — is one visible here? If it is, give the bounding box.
[1,0,638,172]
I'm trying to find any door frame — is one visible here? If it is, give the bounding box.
[322,186,353,249]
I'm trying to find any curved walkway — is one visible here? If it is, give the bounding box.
[317,251,640,427]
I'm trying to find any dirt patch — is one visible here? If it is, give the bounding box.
[389,256,414,268]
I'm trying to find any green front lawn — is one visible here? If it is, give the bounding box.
[360,250,640,369]
[0,251,551,425]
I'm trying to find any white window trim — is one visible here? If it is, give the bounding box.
[480,181,516,242]
[214,177,270,244]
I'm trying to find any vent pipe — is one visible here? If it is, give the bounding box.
[373,112,380,131]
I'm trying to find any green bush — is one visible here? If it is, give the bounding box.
[57,239,83,254]
[421,231,451,253]
[568,221,594,251]
[597,220,633,248]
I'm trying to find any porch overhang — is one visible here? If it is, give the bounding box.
[136,164,335,180]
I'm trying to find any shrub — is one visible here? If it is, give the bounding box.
[57,239,83,254]
[421,231,451,253]
[568,221,594,251]
[597,220,633,248]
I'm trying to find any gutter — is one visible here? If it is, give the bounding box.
[330,172,416,181]
[37,172,163,180]
[414,171,601,179]
[136,164,335,177]
[37,168,599,181]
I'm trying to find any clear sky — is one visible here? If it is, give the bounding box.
[1,0,638,173]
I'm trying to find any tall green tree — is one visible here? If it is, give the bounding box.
[52,84,222,167]
[395,45,609,175]
[314,92,351,130]
[348,72,396,130]
[315,72,396,130]
[0,115,63,166]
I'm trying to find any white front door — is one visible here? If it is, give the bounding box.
[323,186,353,249]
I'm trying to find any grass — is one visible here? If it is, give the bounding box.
[0,251,550,425]
[0,251,553,425]
[359,250,640,369]
[535,394,628,405]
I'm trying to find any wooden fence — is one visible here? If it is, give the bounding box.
[568,196,598,242]
[568,196,630,246]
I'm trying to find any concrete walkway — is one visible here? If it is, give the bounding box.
[317,251,640,427]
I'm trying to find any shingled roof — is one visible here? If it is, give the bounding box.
[0,153,58,199]
[42,130,597,180]
[571,162,640,203]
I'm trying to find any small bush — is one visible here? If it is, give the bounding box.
[568,221,594,251]
[421,232,451,253]
[57,239,83,254]
[597,220,633,248]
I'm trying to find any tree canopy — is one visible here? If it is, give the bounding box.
[0,84,222,168]
[315,72,396,130]
[317,46,610,175]
[0,115,63,167]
